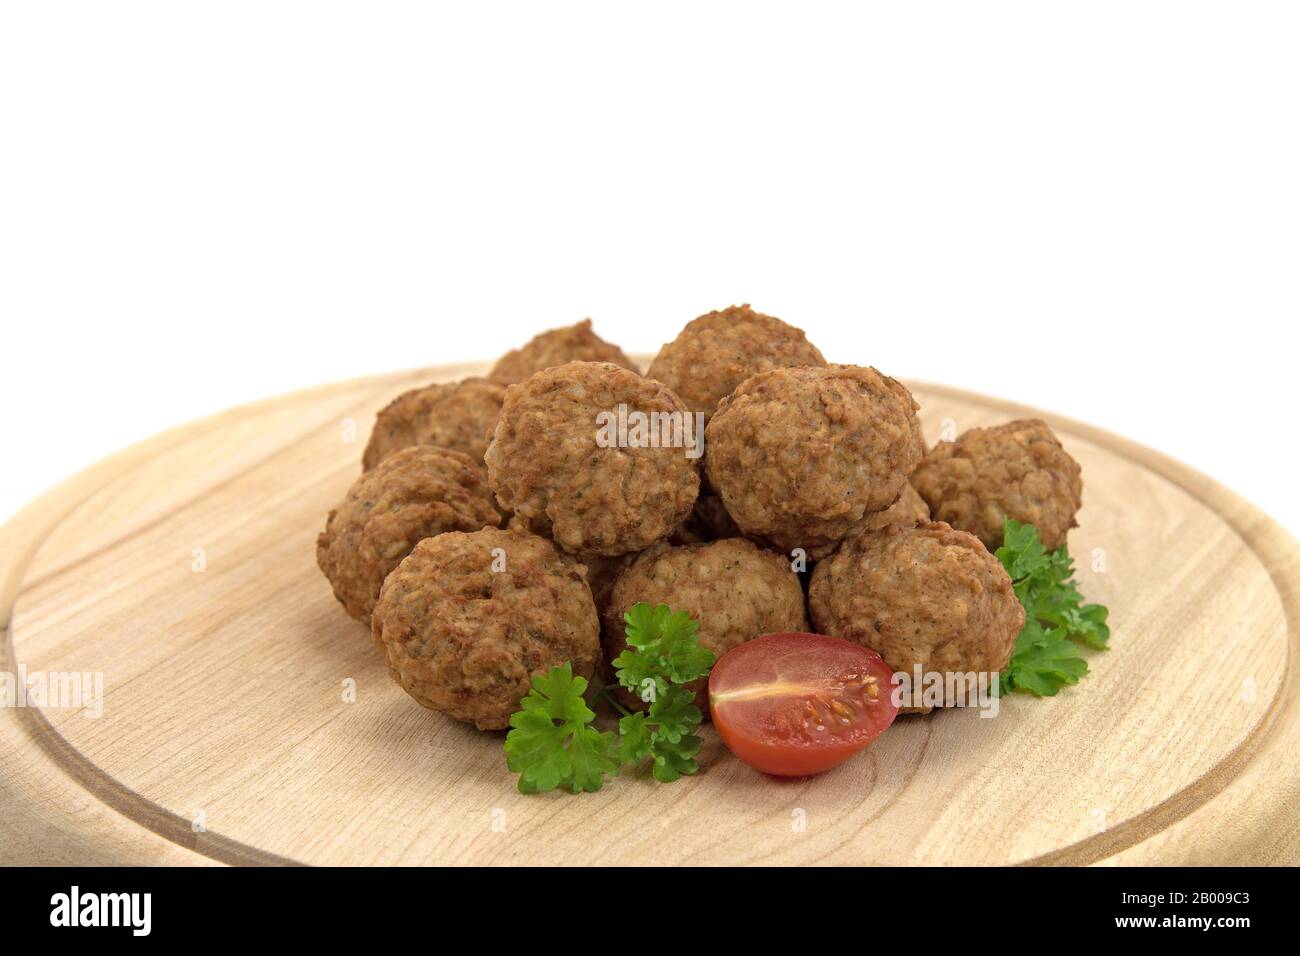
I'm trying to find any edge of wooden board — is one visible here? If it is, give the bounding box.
[0,368,1295,867]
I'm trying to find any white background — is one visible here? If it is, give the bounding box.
[2,2,1297,533]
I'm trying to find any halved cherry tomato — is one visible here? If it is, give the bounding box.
[709,632,898,777]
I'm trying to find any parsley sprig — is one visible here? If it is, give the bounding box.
[612,604,714,782]
[503,663,621,793]
[503,603,715,794]
[996,518,1111,696]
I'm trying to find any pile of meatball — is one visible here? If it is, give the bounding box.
[317,307,1083,730]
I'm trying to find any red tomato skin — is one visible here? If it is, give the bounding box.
[709,632,899,778]
[712,721,867,777]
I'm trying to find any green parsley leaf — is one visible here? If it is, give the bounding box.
[999,518,1049,580]
[611,604,714,783]
[618,690,705,782]
[611,643,664,704]
[999,620,1090,696]
[504,663,620,794]
[647,684,703,744]
[651,733,702,783]
[613,603,716,699]
[617,712,653,764]
[995,519,1111,697]
[644,686,704,782]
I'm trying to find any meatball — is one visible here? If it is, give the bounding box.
[603,538,809,710]
[488,319,638,385]
[647,304,826,419]
[809,522,1024,712]
[362,377,505,470]
[669,493,741,545]
[485,361,700,558]
[316,446,501,622]
[910,418,1082,550]
[705,364,923,557]
[371,527,600,730]
[860,481,930,535]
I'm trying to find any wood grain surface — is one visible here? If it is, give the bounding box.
[1,362,1297,866]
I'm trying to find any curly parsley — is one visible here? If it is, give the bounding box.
[504,663,620,793]
[612,604,714,782]
[996,518,1111,696]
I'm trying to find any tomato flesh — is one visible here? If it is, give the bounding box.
[709,632,898,777]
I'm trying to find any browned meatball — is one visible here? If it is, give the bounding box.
[859,481,930,535]
[705,364,923,557]
[371,527,600,730]
[316,446,501,622]
[485,361,700,558]
[809,522,1023,712]
[910,418,1082,550]
[603,538,809,710]
[362,377,505,470]
[488,319,638,385]
[647,304,826,419]
[669,493,741,545]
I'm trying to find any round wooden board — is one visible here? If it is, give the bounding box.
[2,363,1298,867]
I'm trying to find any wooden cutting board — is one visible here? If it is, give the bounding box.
[2,362,1297,866]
